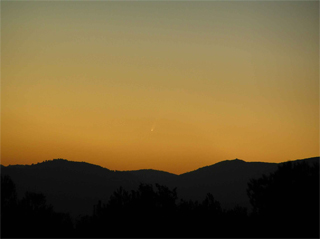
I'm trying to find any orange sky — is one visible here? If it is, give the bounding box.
[1,1,319,174]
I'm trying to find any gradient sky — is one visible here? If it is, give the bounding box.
[1,1,319,174]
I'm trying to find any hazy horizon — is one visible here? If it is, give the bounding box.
[2,1,319,175]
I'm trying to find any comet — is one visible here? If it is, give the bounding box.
[150,121,156,132]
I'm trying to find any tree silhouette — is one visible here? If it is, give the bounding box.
[77,183,235,237]
[1,175,17,207]
[247,160,319,238]
[176,193,225,237]
[1,175,18,238]
[1,175,74,238]
[4,159,317,238]
[79,183,179,237]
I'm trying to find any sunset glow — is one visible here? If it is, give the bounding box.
[1,1,319,174]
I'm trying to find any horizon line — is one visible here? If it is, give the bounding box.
[1,156,319,176]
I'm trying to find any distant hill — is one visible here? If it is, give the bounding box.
[1,159,139,217]
[125,169,178,185]
[171,157,318,208]
[174,159,275,207]
[1,157,319,218]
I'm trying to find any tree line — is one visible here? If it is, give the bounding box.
[1,160,319,238]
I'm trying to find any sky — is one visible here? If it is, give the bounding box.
[1,1,319,175]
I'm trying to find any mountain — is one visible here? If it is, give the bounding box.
[1,157,319,218]
[174,159,278,208]
[125,169,178,185]
[175,157,319,208]
[0,159,178,217]
[1,159,139,217]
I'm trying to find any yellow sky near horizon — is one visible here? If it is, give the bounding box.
[1,1,319,174]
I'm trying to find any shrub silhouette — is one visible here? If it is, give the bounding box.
[76,183,179,237]
[247,160,319,238]
[76,183,235,238]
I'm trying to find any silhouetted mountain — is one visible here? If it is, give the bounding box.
[125,169,178,185]
[1,157,319,218]
[76,158,319,238]
[175,158,278,208]
[1,159,140,217]
[176,157,319,208]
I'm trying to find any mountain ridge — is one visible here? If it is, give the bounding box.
[1,156,319,218]
[2,156,318,175]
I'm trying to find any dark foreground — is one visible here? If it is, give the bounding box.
[1,160,319,238]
